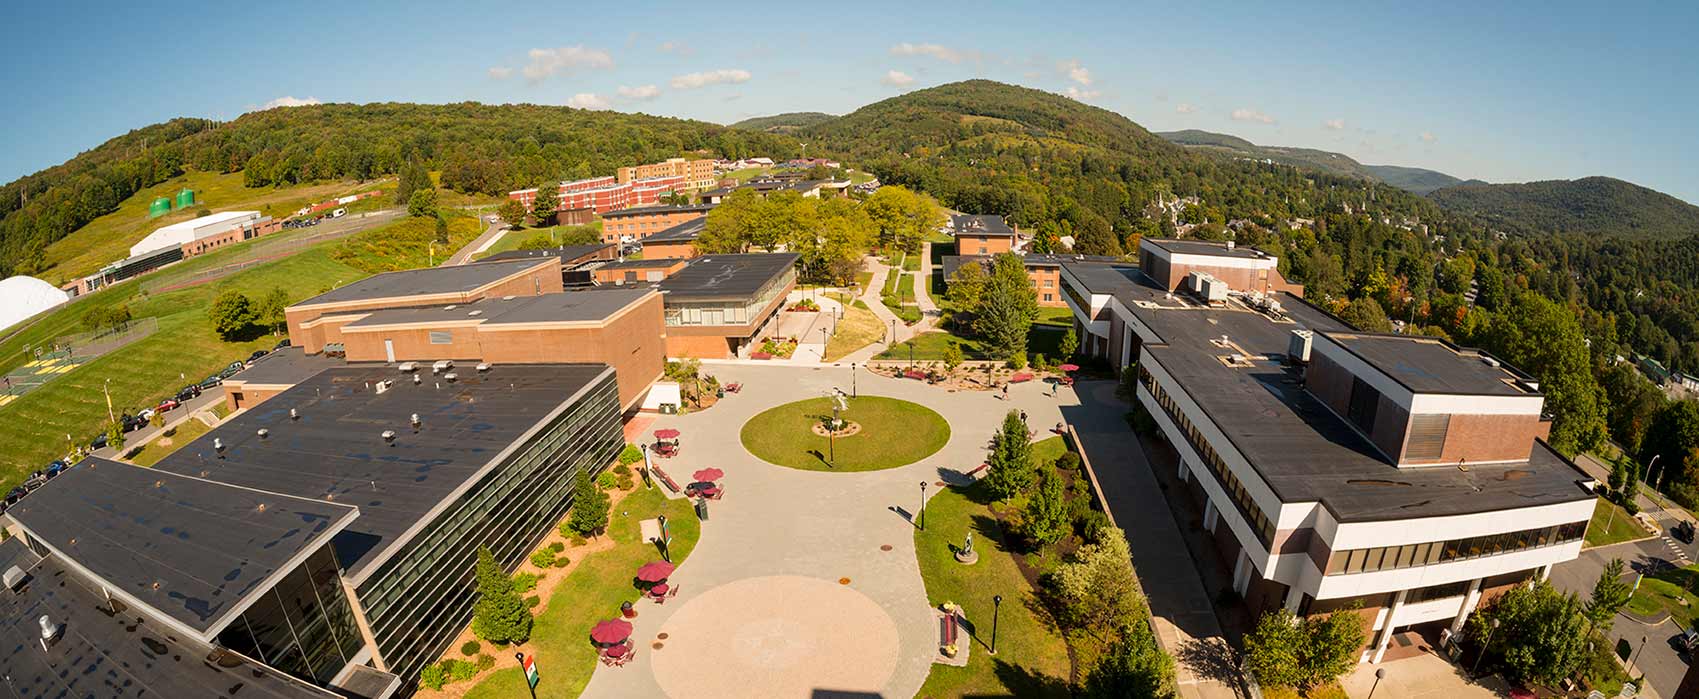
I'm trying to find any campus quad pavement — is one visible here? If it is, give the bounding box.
[579,363,1076,699]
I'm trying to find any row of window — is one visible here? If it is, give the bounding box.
[664,267,795,327]
[217,546,364,686]
[1140,366,1277,547]
[1323,521,1586,576]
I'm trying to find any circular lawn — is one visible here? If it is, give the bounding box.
[739,396,950,471]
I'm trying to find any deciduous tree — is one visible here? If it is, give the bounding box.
[497,199,527,228]
[1020,471,1069,545]
[1052,528,1144,646]
[1585,558,1632,630]
[207,289,254,341]
[1081,621,1173,699]
[407,187,438,218]
[256,287,289,336]
[1244,607,1365,692]
[1466,580,1588,687]
[530,184,559,225]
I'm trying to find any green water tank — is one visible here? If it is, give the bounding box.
[148,197,172,217]
[174,189,195,209]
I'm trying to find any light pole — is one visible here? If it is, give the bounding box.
[1472,618,1500,677]
[1631,634,1649,677]
[919,481,927,530]
[1645,454,1662,498]
[1367,667,1387,699]
[851,363,858,397]
[102,379,114,424]
[891,319,898,346]
[991,594,1002,654]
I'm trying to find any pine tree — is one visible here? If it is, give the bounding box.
[985,410,1035,500]
[471,546,532,643]
[974,254,1039,363]
[1585,557,1632,629]
[1060,327,1079,360]
[567,471,610,536]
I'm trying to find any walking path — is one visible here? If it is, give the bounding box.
[1062,380,1245,699]
[840,256,938,364]
[446,218,506,265]
[914,243,941,319]
[581,363,1076,699]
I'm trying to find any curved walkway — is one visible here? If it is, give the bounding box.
[580,363,1079,699]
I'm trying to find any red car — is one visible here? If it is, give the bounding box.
[155,398,180,413]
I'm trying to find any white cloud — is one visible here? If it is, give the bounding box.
[1175,103,1198,114]
[889,42,979,64]
[881,70,915,87]
[658,40,694,56]
[262,96,321,110]
[488,66,513,80]
[1323,118,1346,130]
[1420,131,1438,143]
[566,93,611,110]
[670,69,751,89]
[1231,108,1277,125]
[521,46,615,81]
[617,84,661,100]
[1065,86,1101,101]
[1057,59,1093,86]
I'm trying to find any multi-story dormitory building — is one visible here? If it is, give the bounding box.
[1059,236,1596,663]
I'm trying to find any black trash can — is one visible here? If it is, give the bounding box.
[694,497,709,521]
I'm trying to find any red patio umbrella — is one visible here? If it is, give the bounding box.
[692,467,724,482]
[654,428,681,439]
[590,619,633,645]
[1058,363,1080,372]
[635,560,675,583]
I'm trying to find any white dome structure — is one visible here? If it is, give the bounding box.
[0,276,71,333]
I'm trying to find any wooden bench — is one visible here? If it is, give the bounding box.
[650,465,682,493]
[965,463,989,478]
[940,612,959,648]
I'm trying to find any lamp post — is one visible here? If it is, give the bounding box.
[891,319,898,346]
[1645,454,1662,498]
[1367,668,1387,699]
[851,363,858,397]
[101,378,114,425]
[1472,618,1500,677]
[991,594,1002,654]
[1631,634,1649,677]
[918,481,927,530]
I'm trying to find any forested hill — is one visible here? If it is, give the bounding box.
[0,103,797,276]
[1157,129,1465,195]
[729,112,836,133]
[1362,165,1465,195]
[1429,176,1699,240]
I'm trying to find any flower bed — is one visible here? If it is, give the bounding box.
[759,337,798,358]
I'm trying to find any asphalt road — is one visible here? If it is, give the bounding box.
[1552,537,1692,698]
[86,387,225,460]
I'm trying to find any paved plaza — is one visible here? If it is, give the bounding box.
[580,362,1077,699]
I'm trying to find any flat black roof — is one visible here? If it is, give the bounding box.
[589,258,685,271]
[345,288,652,328]
[942,253,1121,279]
[480,243,612,264]
[659,253,798,301]
[0,539,336,699]
[951,214,1016,237]
[1141,237,1271,260]
[1322,332,1533,396]
[294,259,550,307]
[233,347,345,386]
[154,364,612,582]
[8,458,357,637]
[599,203,714,218]
[1061,261,1589,521]
[644,218,706,243]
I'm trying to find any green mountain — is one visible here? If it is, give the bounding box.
[729,112,836,133]
[0,104,798,276]
[1156,129,1463,194]
[1429,176,1699,240]
[1362,165,1464,195]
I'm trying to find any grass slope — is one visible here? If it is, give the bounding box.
[1584,498,1646,548]
[461,486,700,699]
[740,396,950,471]
[38,170,386,284]
[823,298,884,362]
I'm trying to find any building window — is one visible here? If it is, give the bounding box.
[429,331,452,344]
[1323,520,1586,576]
[1405,414,1450,460]
[1044,294,1054,302]
[1346,377,1379,434]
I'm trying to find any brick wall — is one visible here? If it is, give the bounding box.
[600,210,707,244]
[643,240,697,260]
[957,234,1012,255]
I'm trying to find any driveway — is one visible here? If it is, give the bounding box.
[88,388,224,460]
[580,363,1076,698]
[1551,538,1689,699]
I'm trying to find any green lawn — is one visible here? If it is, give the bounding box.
[460,486,700,699]
[723,167,772,182]
[125,418,212,467]
[1624,563,1699,630]
[877,326,1066,362]
[823,299,885,362]
[1586,498,1646,548]
[740,396,950,471]
[473,222,605,260]
[914,480,1073,698]
[881,271,923,324]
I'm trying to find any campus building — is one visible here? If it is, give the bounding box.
[659,253,798,358]
[641,217,706,259]
[617,157,718,190]
[696,178,852,205]
[951,214,1019,255]
[1057,243,1595,663]
[6,362,626,695]
[506,175,686,215]
[942,252,1123,308]
[1136,237,1302,296]
[598,204,714,244]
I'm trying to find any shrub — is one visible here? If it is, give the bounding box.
[597,471,619,490]
[460,640,481,657]
[548,541,565,553]
[613,463,632,476]
[571,536,587,546]
[553,556,571,568]
[618,444,643,466]
[1056,452,1082,472]
[511,572,538,593]
[420,663,447,690]
[529,549,555,568]
[476,653,496,671]
[525,595,541,608]
[1075,509,1112,543]
[445,658,476,681]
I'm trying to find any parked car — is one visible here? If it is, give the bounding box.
[155,398,180,413]
[120,414,143,432]
[274,338,292,350]
[1671,628,1699,657]
[199,374,223,390]
[89,433,109,450]
[4,487,25,505]
[248,349,270,363]
[219,362,245,379]
[136,407,156,423]
[45,461,66,478]
[175,386,200,403]
[1677,521,1696,545]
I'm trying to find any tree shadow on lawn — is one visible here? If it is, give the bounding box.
[989,657,1075,698]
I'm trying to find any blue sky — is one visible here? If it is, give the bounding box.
[3,1,1695,203]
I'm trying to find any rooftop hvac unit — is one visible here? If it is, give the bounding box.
[432,360,453,373]
[382,430,397,443]
[398,362,417,373]
[443,372,458,382]
[1288,330,1314,364]
[4,565,25,591]
[1200,276,1229,304]
[1225,240,1236,250]
[476,363,492,372]
[1186,271,1208,294]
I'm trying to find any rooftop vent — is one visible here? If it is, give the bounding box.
[289,408,300,420]
[476,363,492,372]
[444,305,458,311]
[468,310,483,317]
[3,565,25,591]
[398,362,417,373]
[214,437,226,457]
[411,413,421,430]
[413,374,422,385]
[38,615,61,645]
[444,372,459,382]
[432,360,453,374]
[257,428,269,439]
[1481,356,1501,368]
[382,430,397,444]
[1225,241,1236,250]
